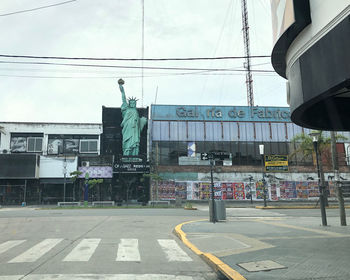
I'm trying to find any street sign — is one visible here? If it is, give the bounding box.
[201,153,209,160]
[212,152,230,160]
[201,152,230,161]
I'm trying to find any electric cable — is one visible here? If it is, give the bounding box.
[0,60,276,72]
[0,0,77,17]
[0,54,270,61]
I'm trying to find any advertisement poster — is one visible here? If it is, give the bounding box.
[47,139,63,154]
[233,183,245,200]
[296,182,309,199]
[307,182,319,198]
[64,139,79,154]
[190,182,200,200]
[10,137,27,152]
[200,183,211,200]
[256,181,265,199]
[158,181,175,200]
[175,182,187,199]
[244,183,254,200]
[221,183,234,200]
[270,183,278,200]
[327,181,336,197]
[280,181,297,199]
[214,182,222,199]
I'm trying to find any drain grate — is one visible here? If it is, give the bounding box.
[238,260,287,272]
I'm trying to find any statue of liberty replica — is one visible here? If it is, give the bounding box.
[118,79,147,156]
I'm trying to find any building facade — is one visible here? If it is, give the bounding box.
[149,105,350,202]
[271,0,350,130]
[0,122,113,205]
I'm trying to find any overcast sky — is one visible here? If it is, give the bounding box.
[0,0,287,123]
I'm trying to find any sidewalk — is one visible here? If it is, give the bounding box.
[175,208,350,280]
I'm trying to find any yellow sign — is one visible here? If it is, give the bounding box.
[264,155,289,172]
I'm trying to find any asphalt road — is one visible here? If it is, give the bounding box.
[0,208,217,280]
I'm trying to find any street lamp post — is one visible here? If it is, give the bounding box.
[259,144,267,207]
[210,157,217,223]
[63,156,67,202]
[310,132,327,226]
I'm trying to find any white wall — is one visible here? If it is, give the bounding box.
[39,156,78,178]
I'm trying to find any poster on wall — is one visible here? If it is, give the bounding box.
[157,181,175,200]
[296,181,308,199]
[307,181,319,198]
[256,181,265,199]
[48,139,63,154]
[214,182,222,199]
[221,183,233,200]
[10,137,27,152]
[175,182,187,199]
[200,183,211,200]
[233,183,245,200]
[188,182,200,200]
[270,183,279,200]
[64,139,79,154]
[280,181,297,199]
[244,182,255,200]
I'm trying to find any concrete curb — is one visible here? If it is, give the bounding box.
[255,205,350,209]
[174,220,246,280]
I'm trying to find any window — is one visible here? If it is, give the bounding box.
[48,139,63,155]
[11,137,27,152]
[80,139,98,153]
[10,135,43,153]
[27,137,43,152]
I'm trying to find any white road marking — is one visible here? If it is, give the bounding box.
[63,238,101,262]
[158,239,192,262]
[0,274,196,280]
[8,238,63,263]
[116,239,140,262]
[0,240,26,255]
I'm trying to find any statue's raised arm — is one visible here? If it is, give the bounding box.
[118,78,127,106]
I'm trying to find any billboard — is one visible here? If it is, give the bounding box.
[0,154,39,179]
[265,155,289,172]
[39,156,77,178]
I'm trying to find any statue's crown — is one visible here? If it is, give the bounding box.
[128,97,138,102]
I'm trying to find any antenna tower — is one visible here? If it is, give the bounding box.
[241,0,254,106]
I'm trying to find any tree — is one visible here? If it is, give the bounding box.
[143,173,163,201]
[87,179,104,201]
[291,131,347,204]
[70,171,82,201]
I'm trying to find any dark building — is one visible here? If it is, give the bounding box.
[270,0,350,130]
[101,106,149,204]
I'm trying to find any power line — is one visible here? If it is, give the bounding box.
[0,60,275,72]
[0,0,77,17]
[0,54,270,61]
[0,71,277,79]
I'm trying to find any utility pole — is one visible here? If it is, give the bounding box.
[210,156,217,223]
[241,0,254,106]
[63,156,67,202]
[22,179,27,207]
[331,131,347,226]
[155,142,159,201]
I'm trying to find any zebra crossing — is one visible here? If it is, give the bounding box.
[0,238,193,264]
